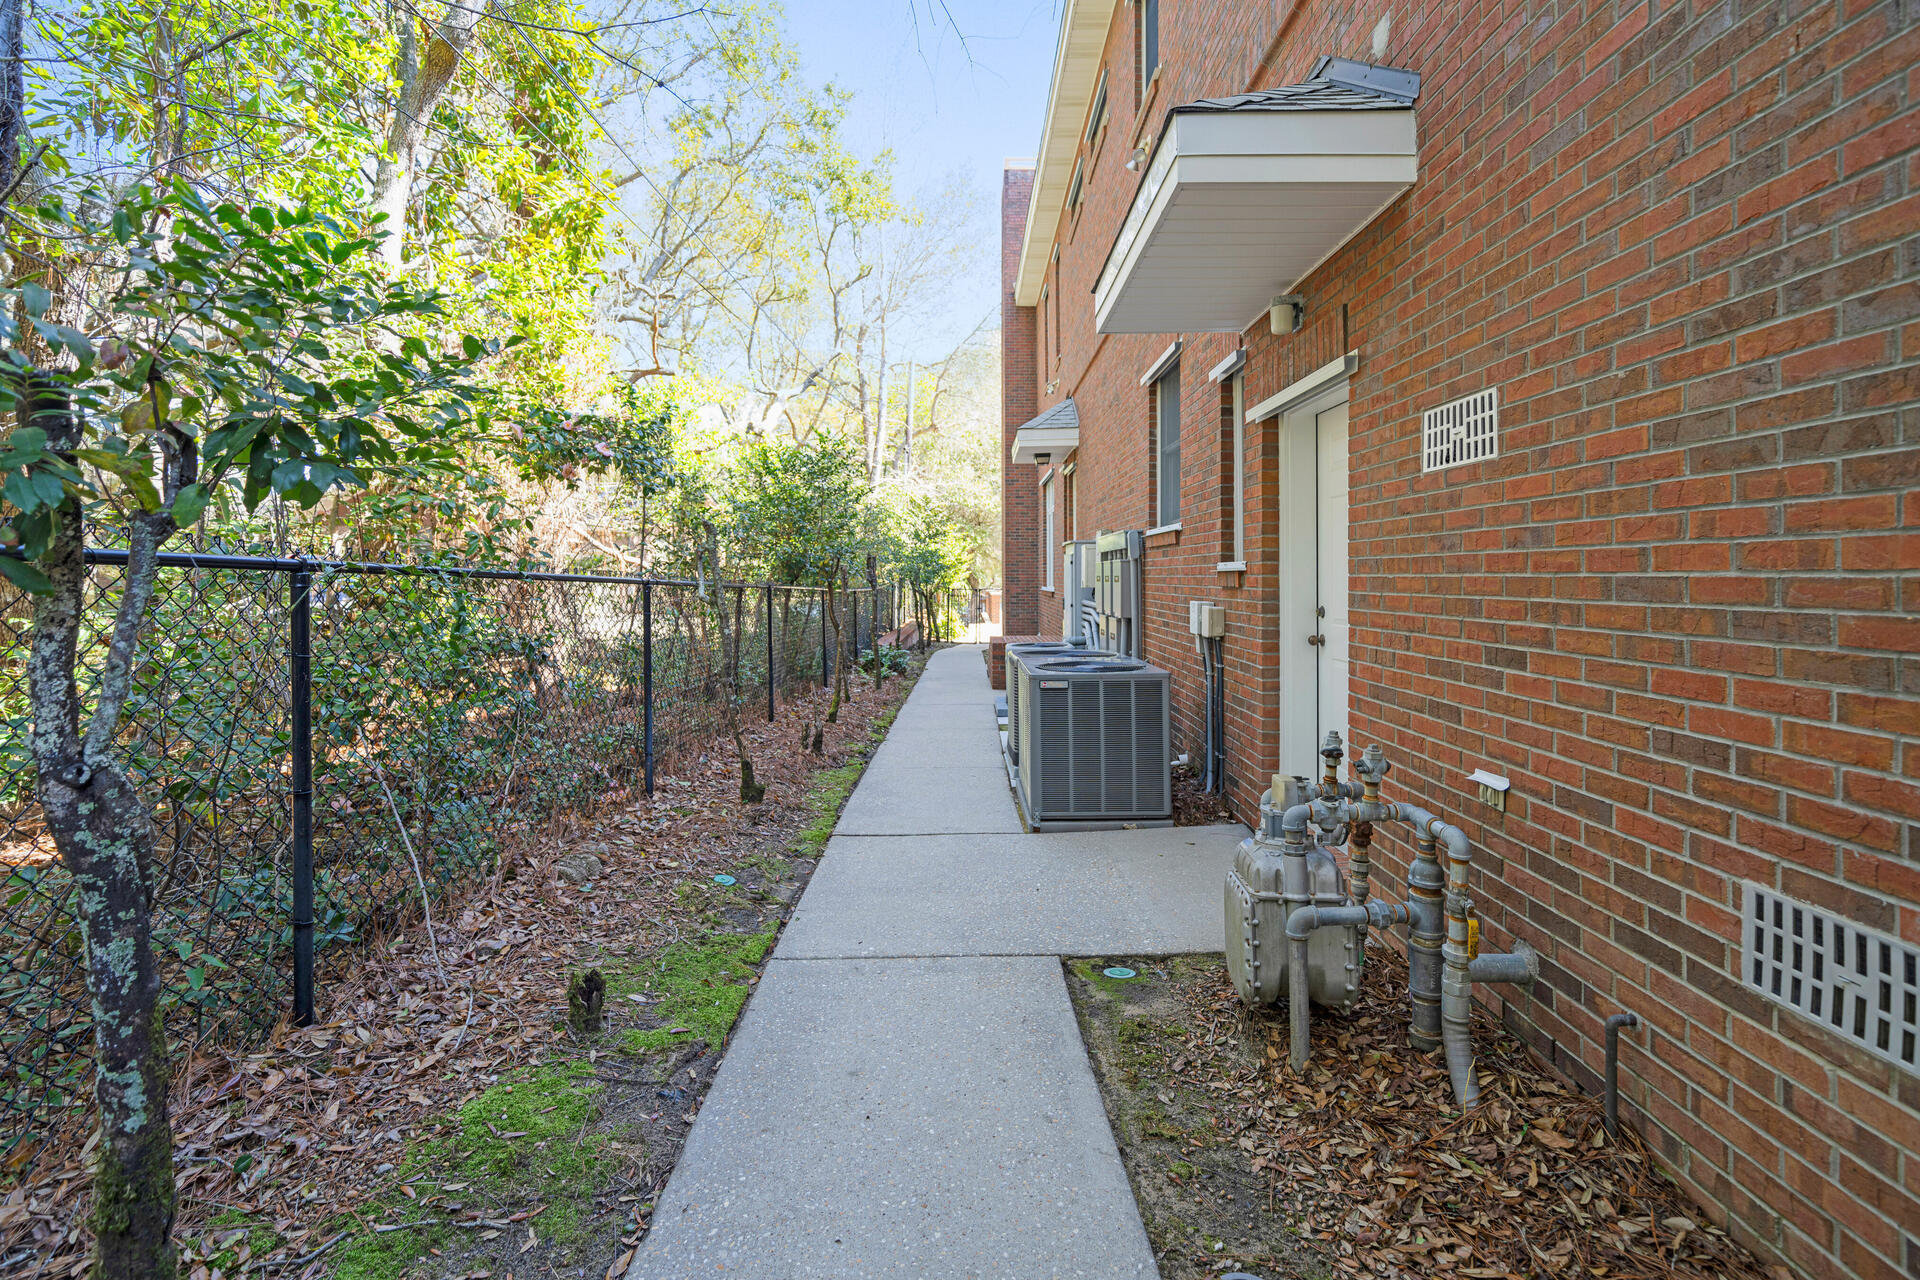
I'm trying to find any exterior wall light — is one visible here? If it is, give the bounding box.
[1269,294,1305,334]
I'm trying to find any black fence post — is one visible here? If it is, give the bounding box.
[764,583,775,722]
[642,580,655,797]
[289,562,315,1027]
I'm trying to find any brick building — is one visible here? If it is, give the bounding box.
[998,1,1920,1275]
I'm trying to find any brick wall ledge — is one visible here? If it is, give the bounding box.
[1144,522,1182,548]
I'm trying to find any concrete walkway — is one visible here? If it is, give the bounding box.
[628,645,1244,1279]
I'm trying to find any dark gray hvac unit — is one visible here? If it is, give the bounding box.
[1005,640,1106,766]
[1015,655,1171,824]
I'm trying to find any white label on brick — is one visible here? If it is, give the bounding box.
[1742,882,1919,1074]
[1421,387,1499,472]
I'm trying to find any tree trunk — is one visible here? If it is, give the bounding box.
[864,557,883,691]
[0,0,26,202]
[822,565,843,724]
[24,381,179,1278]
[697,528,762,804]
[835,566,852,707]
[369,1,489,267]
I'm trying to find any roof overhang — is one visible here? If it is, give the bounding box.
[1010,399,1080,465]
[1094,69,1419,334]
[1013,0,1117,307]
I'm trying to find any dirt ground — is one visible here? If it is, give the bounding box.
[1067,952,1782,1280]
[2,656,931,1280]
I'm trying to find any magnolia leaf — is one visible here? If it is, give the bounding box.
[0,555,54,595]
[172,483,210,526]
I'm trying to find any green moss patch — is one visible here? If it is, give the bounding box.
[615,930,775,1054]
[795,762,862,857]
[330,1062,615,1279]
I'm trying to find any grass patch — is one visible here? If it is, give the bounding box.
[613,930,776,1054]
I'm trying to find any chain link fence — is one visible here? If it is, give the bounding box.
[0,552,900,1177]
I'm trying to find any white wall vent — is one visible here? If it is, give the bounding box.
[1742,883,1919,1074]
[1421,388,1499,472]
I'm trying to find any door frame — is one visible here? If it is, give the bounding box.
[1274,379,1350,780]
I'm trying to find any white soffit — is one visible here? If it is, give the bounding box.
[1094,95,1418,334]
[1013,0,1117,307]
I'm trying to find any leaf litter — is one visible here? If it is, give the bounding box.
[1068,952,1785,1280]
[1,660,924,1279]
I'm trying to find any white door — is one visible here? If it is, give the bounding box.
[1314,402,1349,748]
[1274,386,1350,777]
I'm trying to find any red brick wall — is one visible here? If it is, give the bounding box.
[1008,0,1920,1274]
[1001,164,1042,637]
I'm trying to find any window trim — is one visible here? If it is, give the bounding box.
[1085,68,1109,146]
[1230,373,1246,565]
[1155,361,1182,529]
[1066,155,1085,213]
[1042,474,1056,591]
[1140,0,1160,97]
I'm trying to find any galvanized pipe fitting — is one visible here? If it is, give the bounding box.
[1404,836,1445,1051]
[1285,900,1408,1069]
[1468,941,1539,986]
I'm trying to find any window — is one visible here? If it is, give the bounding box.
[1225,373,1245,563]
[1065,468,1076,538]
[1155,362,1181,527]
[1042,475,1057,590]
[1049,259,1061,370]
[1067,156,1084,214]
[1139,0,1160,95]
[1085,69,1108,145]
[1039,282,1049,372]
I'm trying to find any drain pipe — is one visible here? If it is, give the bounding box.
[1212,636,1227,791]
[1604,1011,1639,1138]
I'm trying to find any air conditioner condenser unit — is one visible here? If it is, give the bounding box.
[1015,654,1172,828]
[1004,640,1106,766]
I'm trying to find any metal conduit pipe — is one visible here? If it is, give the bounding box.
[1287,900,1412,1069]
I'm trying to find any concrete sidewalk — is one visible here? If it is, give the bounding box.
[628,645,1242,1279]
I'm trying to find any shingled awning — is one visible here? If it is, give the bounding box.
[1093,58,1421,335]
[1009,398,1080,465]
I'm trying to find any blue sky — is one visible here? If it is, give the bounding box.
[783,0,1060,353]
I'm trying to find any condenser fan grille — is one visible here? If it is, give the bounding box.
[1015,659,1171,823]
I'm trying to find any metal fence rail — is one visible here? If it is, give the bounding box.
[0,551,908,1174]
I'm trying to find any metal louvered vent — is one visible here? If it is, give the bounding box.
[1743,883,1919,1073]
[1422,388,1499,472]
